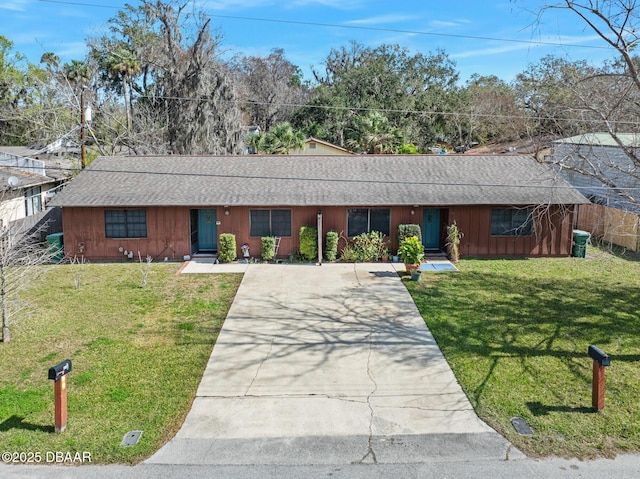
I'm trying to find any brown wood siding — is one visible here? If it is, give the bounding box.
[62,206,192,260]
[61,204,576,261]
[448,205,574,258]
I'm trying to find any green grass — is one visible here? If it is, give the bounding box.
[0,263,241,464]
[404,247,640,459]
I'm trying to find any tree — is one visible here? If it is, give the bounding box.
[460,74,524,145]
[0,218,58,343]
[513,55,596,139]
[292,42,459,151]
[0,35,29,144]
[89,0,245,154]
[105,43,141,134]
[233,48,309,131]
[345,111,403,154]
[249,122,305,154]
[515,1,640,209]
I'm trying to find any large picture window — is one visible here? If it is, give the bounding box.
[347,208,390,237]
[491,208,533,236]
[105,210,147,238]
[250,209,291,237]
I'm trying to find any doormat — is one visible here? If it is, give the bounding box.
[419,262,458,272]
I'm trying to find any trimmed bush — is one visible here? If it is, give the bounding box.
[398,224,422,245]
[299,226,318,261]
[325,230,339,261]
[261,236,276,262]
[218,233,237,262]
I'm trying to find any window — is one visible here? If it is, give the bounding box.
[347,208,390,236]
[491,208,532,236]
[25,186,42,216]
[105,210,147,238]
[250,209,291,237]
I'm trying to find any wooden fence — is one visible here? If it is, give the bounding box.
[576,204,640,251]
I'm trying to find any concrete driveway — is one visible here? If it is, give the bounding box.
[148,262,522,465]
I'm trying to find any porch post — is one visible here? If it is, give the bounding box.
[317,210,323,266]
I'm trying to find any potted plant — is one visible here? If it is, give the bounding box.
[398,235,424,274]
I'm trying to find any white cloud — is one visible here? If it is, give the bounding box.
[1,0,30,11]
[345,14,414,26]
[198,0,362,10]
[429,19,471,29]
[451,34,603,59]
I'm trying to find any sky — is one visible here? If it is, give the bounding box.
[1,0,615,84]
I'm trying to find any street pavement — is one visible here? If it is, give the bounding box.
[2,261,639,478]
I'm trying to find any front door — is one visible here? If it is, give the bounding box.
[422,208,441,250]
[197,209,217,252]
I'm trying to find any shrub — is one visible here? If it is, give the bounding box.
[218,233,237,262]
[398,143,418,154]
[325,231,339,261]
[299,226,318,261]
[261,236,276,262]
[398,224,422,245]
[398,235,424,266]
[340,231,388,262]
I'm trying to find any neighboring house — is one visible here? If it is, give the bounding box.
[0,146,74,229]
[551,132,640,212]
[292,137,355,156]
[49,154,588,261]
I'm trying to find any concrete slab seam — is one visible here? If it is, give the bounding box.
[196,393,369,404]
[356,327,378,465]
[243,336,275,396]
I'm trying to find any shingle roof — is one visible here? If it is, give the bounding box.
[49,154,588,208]
[554,132,640,148]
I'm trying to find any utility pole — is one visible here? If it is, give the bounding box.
[80,87,92,169]
[80,88,86,169]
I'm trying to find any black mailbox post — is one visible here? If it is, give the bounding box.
[588,346,610,411]
[48,359,72,380]
[48,359,72,433]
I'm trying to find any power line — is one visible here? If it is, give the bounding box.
[126,93,640,128]
[37,0,610,51]
[9,162,640,192]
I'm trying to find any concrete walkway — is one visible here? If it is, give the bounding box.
[149,262,523,465]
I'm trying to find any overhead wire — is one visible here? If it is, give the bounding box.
[36,0,610,50]
[34,0,635,125]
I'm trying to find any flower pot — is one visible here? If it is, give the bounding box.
[405,263,419,274]
[411,270,422,281]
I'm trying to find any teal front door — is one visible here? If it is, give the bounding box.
[197,209,217,251]
[422,209,441,250]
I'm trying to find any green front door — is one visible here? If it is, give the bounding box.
[197,209,217,251]
[422,208,441,250]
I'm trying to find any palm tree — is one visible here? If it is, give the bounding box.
[63,59,91,88]
[346,111,403,154]
[107,44,142,134]
[40,52,60,73]
[264,122,306,154]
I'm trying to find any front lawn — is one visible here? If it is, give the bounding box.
[405,247,640,459]
[0,263,241,464]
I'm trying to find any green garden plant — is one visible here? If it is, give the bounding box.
[261,236,276,262]
[340,231,388,262]
[299,226,318,261]
[398,235,424,270]
[398,224,422,246]
[446,220,463,263]
[218,233,237,262]
[325,230,339,261]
